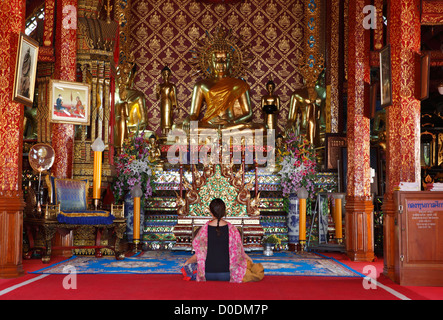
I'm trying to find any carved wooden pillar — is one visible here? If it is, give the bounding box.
[382,0,421,280]
[345,0,374,262]
[0,0,25,278]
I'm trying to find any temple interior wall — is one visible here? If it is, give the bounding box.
[129,0,325,136]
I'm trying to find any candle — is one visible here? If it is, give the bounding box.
[133,197,140,241]
[334,194,344,244]
[297,187,308,251]
[92,151,102,199]
[131,185,143,252]
[91,137,105,209]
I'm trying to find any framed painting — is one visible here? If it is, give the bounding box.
[379,45,392,108]
[12,33,39,107]
[49,79,91,125]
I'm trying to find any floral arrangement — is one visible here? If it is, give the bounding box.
[277,133,318,199]
[112,131,155,204]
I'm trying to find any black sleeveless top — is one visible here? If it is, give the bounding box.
[205,225,230,273]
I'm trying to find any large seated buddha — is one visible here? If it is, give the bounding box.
[173,27,265,138]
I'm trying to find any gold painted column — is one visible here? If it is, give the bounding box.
[382,0,421,280]
[0,0,26,278]
[345,0,374,262]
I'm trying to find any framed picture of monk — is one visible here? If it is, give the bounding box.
[49,79,91,125]
[12,33,39,107]
[379,45,392,108]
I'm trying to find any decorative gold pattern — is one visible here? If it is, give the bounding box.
[346,0,371,198]
[299,0,324,90]
[373,0,384,50]
[130,0,307,135]
[177,163,259,217]
[385,0,421,195]
[327,0,342,133]
[0,0,25,194]
[421,0,443,24]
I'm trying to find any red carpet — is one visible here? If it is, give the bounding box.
[0,274,415,300]
[1,252,442,301]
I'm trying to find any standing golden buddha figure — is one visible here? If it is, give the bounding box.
[260,79,280,133]
[286,87,308,138]
[177,27,264,135]
[286,70,325,148]
[156,66,178,138]
[286,86,321,146]
[115,58,149,152]
[304,86,322,147]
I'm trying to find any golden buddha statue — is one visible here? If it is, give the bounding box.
[286,87,308,137]
[115,99,129,151]
[176,27,264,137]
[286,86,321,146]
[260,80,280,132]
[115,59,149,151]
[305,86,321,146]
[156,66,178,137]
[147,134,161,161]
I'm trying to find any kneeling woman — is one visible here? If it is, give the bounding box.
[183,198,264,283]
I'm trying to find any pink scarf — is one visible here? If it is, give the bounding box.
[192,221,248,283]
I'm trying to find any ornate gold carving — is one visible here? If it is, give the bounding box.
[177,161,259,218]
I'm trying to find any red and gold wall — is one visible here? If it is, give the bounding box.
[130,0,309,136]
[0,0,26,278]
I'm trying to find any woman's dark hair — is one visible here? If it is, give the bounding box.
[209,198,226,236]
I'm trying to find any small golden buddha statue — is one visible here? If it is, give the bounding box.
[261,80,280,133]
[147,134,163,170]
[275,133,286,163]
[156,66,178,137]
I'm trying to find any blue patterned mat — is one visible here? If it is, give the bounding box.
[31,251,360,277]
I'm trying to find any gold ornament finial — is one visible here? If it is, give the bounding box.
[298,53,325,89]
[105,0,113,24]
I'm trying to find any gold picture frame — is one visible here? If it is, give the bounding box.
[379,45,392,108]
[49,79,91,125]
[12,33,39,107]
